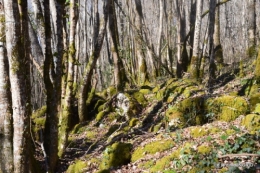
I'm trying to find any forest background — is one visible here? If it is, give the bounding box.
[0,0,260,172]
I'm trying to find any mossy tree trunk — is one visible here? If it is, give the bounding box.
[58,0,78,158]
[189,0,203,80]
[3,0,32,172]
[175,0,188,78]
[43,0,65,172]
[214,0,223,69]
[78,0,109,122]
[247,0,256,58]
[0,7,13,172]
[108,0,127,92]
[208,0,216,91]
[254,46,260,82]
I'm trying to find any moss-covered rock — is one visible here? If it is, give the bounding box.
[166,97,206,128]
[133,91,147,107]
[96,107,110,122]
[67,160,87,173]
[249,93,260,111]
[131,139,175,162]
[205,96,249,122]
[241,114,260,132]
[115,93,141,120]
[99,142,132,170]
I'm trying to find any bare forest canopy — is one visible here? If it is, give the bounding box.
[0,0,260,172]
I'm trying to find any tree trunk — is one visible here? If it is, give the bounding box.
[214,0,223,64]
[247,0,256,58]
[0,6,13,172]
[208,0,216,91]
[189,0,203,80]
[78,0,109,122]
[43,0,64,171]
[108,0,127,92]
[3,0,31,172]
[175,0,188,78]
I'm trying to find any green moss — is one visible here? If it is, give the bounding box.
[106,112,119,122]
[249,93,260,111]
[254,104,260,113]
[197,145,212,155]
[208,127,221,134]
[107,86,117,98]
[246,45,257,58]
[131,139,175,162]
[241,114,260,132]
[133,91,147,107]
[190,127,208,138]
[96,107,110,122]
[138,160,155,169]
[149,123,162,133]
[100,142,132,170]
[225,129,236,135]
[85,131,98,140]
[255,48,260,81]
[150,149,180,172]
[31,106,47,140]
[205,96,249,122]
[67,160,87,173]
[129,118,139,127]
[239,61,245,78]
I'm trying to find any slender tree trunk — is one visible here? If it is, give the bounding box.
[58,0,78,157]
[214,0,223,64]
[189,0,203,80]
[175,0,188,78]
[0,6,13,172]
[208,0,216,91]
[43,0,64,171]
[134,0,149,84]
[31,0,45,55]
[108,0,127,91]
[156,0,164,59]
[78,0,109,122]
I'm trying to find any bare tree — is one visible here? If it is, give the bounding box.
[78,0,110,122]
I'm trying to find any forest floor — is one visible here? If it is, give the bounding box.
[34,59,260,173]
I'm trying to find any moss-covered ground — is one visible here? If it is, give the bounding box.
[33,59,260,172]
